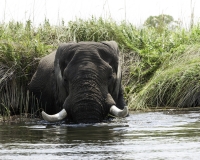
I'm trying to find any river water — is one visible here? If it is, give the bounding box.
[0,111,200,160]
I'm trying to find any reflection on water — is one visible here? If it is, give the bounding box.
[0,111,200,160]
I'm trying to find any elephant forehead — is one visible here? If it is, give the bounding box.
[75,47,116,64]
[75,48,99,57]
[64,43,117,63]
[71,55,111,73]
[59,43,118,73]
[70,49,108,65]
[64,51,112,79]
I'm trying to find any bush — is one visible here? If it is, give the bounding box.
[131,45,200,109]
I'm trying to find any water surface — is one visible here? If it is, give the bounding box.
[0,111,200,160]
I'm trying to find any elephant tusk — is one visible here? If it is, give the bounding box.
[42,109,67,122]
[110,105,128,118]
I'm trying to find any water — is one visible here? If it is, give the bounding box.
[0,111,200,160]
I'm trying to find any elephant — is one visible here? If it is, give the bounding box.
[28,41,128,123]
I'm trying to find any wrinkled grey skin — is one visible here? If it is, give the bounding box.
[29,41,127,123]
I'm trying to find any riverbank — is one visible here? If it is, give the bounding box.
[1,17,200,117]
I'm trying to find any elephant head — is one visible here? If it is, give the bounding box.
[31,41,128,123]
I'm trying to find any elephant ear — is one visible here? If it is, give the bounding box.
[54,42,75,104]
[101,41,122,101]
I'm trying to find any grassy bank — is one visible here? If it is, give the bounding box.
[1,17,200,117]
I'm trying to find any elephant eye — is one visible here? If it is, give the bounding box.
[108,75,113,81]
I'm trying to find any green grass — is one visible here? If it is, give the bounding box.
[0,17,200,117]
[132,45,200,109]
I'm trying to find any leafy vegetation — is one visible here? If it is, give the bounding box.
[132,45,200,109]
[0,16,200,118]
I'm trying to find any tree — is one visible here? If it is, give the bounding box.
[144,14,176,32]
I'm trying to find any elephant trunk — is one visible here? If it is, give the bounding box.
[63,75,106,123]
[70,100,104,123]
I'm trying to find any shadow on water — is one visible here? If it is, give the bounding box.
[0,111,200,159]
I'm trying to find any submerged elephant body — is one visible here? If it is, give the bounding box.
[29,41,128,123]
